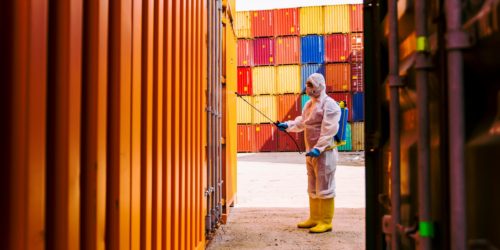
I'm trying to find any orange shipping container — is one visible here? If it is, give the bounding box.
[274,8,300,36]
[238,39,254,66]
[325,34,351,63]
[350,4,364,32]
[251,10,274,37]
[275,36,300,65]
[254,124,278,151]
[326,63,351,92]
[278,94,302,122]
[238,125,255,152]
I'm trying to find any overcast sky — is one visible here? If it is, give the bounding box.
[236,0,363,11]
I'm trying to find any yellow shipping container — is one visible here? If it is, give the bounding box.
[276,65,301,94]
[252,66,277,95]
[352,122,365,151]
[324,5,351,34]
[237,96,253,124]
[300,6,324,35]
[235,11,252,38]
[253,95,277,123]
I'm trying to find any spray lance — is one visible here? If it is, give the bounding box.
[235,92,305,154]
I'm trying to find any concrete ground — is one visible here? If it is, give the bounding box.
[207,152,365,250]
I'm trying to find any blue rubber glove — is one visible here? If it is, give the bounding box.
[276,122,288,131]
[305,148,320,157]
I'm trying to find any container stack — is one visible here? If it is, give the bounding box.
[236,4,364,153]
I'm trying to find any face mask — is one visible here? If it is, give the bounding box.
[306,85,320,98]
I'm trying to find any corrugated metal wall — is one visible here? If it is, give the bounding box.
[235,11,251,38]
[237,39,254,67]
[301,35,324,64]
[0,0,239,249]
[237,96,253,124]
[252,66,277,95]
[324,5,351,34]
[251,10,274,38]
[278,94,302,121]
[349,4,363,32]
[254,124,278,151]
[253,95,277,124]
[253,38,275,66]
[237,67,252,95]
[351,122,364,151]
[275,36,300,65]
[276,65,301,94]
[326,63,351,92]
[274,8,300,36]
[299,6,324,35]
[325,34,351,63]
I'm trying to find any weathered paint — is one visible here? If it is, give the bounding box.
[300,6,324,35]
[276,65,301,94]
[274,8,300,36]
[252,66,277,95]
[324,5,351,34]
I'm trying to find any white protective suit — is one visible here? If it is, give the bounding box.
[285,73,341,199]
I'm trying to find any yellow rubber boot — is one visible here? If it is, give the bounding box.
[309,198,334,233]
[297,198,320,228]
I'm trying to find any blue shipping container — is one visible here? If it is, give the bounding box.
[301,64,325,90]
[301,35,324,64]
[338,123,352,151]
[352,92,364,121]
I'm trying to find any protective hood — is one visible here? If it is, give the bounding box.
[305,73,327,99]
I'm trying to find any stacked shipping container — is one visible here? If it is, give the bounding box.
[236,4,365,152]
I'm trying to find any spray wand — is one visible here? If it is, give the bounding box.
[235,92,304,154]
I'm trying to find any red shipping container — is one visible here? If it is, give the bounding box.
[325,34,351,63]
[350,4,363,32]
[350,33,364,62]
[275,36,300,65]
[325,63,351,92]
[253,38,275,66]
[351,62,364,92]
[251,10,274,37]
[238,39,254,67]
[254,124,278,152]
[277,94,301,122]
[278,131,305,152]
[237,67,252,95]
[274,8,300,36]
[328,93,353,121]
[237,125,255,152]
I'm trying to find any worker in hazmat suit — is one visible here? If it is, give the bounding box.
[277,73,341,233]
